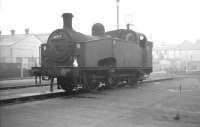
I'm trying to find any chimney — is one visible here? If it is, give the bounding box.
[62,13,73,29]
[25,28,30,34]
[10,29,15,36]
[0,30,1,35]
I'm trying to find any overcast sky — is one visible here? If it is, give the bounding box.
[0,0,200,44]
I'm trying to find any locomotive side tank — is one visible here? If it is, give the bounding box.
[105,30,152,68]
[40,13,153,92]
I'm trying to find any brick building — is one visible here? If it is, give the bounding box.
[153,42,200,72]
[0,29,49,78]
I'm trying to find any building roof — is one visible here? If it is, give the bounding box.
[0,34,50,47]
[33,34,50,43]
[0,34,30,46]
[154,43,200,50]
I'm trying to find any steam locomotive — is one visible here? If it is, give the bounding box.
[34,13,153,92]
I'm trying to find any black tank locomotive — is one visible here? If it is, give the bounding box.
[40,13,153,92]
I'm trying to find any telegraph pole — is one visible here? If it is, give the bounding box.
[116,0,120,30]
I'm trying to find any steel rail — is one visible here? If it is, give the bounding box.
[0,77,173,106]
[0,83,56,90]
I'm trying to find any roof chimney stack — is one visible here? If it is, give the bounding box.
[62,13,73,30]
[10,30,15,36]
[25,28,30,34]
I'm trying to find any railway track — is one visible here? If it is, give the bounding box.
[1,72,198,91]
[0,77,173,106]
[0,83,56,90]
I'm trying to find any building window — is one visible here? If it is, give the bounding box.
[16,57,23,63]
[28,57,37,68]
[0,57,6,63]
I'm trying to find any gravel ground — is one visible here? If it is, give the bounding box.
[0,75,199,127]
